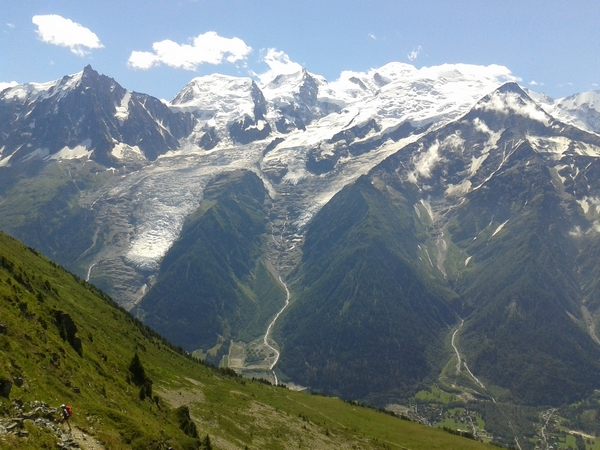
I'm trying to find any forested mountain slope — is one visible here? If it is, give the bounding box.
[134,170,285,358]
[276,83,600,406]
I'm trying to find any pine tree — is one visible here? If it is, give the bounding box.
[128,353,153,400]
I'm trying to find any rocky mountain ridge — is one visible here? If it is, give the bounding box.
[0,65,195,168]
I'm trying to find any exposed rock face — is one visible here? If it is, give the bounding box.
[0,400,99,448]
[197,126,220,150]
[228,114,271,144]
[264,69,340,132]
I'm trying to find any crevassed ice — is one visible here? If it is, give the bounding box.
[125,195,200,271]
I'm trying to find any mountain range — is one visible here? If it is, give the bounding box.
[2,62,600,435]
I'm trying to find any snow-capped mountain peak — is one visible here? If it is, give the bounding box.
[262,68,326,100]
[525,89,600,135]
[1,69,85,105]
[170,73,269,148]
[553,90,600,133]
[171,73,259,115]
[559,90,600,112]
[0,65,195,166]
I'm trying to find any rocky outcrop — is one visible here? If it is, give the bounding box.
[0,400,99,449]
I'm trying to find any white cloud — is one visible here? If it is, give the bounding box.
[7,23,14,29]
[368,33,376,40]
[128,31,251,70]
[529,80,544,86]
[408,45,422,62]
[32,14,103,57]
[476,91,550,125]
[256,48,303,84]
[0,81,18,91]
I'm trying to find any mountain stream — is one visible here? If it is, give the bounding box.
[259,207,295,385]
[262,275,290,385]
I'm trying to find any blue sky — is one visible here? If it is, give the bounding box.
[1,0,599,100]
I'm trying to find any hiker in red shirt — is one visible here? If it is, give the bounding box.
[60,404,72,431]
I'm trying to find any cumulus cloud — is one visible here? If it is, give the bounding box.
[32,14,103,56]
[255,48,303,84]
[0,81,18,91]
[128,31,251,70]
[408,45,422,62]
[529,80,544,86]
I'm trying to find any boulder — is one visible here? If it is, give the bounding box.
[0,379,12,398]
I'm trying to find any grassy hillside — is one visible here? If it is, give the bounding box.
[0,231,489,449]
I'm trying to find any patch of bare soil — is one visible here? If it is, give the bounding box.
[155,386,206,409]
[69,426,106,450]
